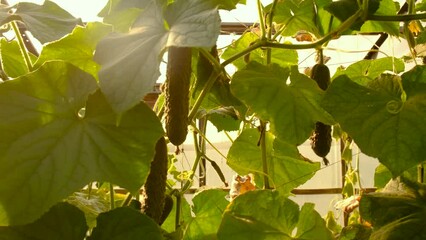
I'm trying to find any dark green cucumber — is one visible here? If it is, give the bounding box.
[141,137,168,224]
[310,63,332,165]
[164,47,192,146]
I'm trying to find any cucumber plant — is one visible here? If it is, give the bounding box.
[0,0,425,239]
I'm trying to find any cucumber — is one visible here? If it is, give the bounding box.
[164,47,192,146]
[142,137,168,224]
[310,63,332,165]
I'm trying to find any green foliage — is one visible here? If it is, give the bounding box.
[95,0,220,113]
[0,61,163,225]
[360,178,426,239]
[183,189,229,240]
[227,129,320,194]
[12,1,81,43]
[88,207,164,240]
[0,0,425,238]
[36,22,112,80]
[222,32,298,70]
[0,202,88,240]
[333,57,405,85]
[217,190,333,239]
[323,66,426,176]
[270,0,319,37]
[231,63,334,145]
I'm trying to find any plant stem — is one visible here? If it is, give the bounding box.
[260,122,271,189]
[367,13,426,21]
[175,193,181,229]
[191,122,227,160]
[11,21,33,72]
[221,9,364,67]
[181,129,203,193]
[109,183,115,209]
[256,0,266,39]
[188,70,220,122]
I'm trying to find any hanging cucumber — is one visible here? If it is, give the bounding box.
[142,137,168,224]
[164,47,192,146]
[310,62,332,165]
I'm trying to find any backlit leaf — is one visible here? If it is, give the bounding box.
[333,57,405,86]
[227,129,320,195]
[95,0,220,113]
[0,61,163,226]
[222,32,298,70]
[217,190,332,240]
[322,66,426,176]
[183,189,229,240]
[36,22,112,80]
[14,1,81,43]
[0,39,28,78]
[231,62,333,144]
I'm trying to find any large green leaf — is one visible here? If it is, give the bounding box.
[0,202,87,240]
[231,62,333,144]
[217,190,332,240]
[374,164,418,189]
[270,0,318,37]
[183,189,229,240]
[360,178,426,239]
[0,39,28,78]
[210,0,246,10]
[97,0,152,32]
[227,129,320,194]
[222,32,298,70]
[322,66,426,176]
[0,61,164,226]
[36,22,112,80]
[95,0,220,113]
[13,1,81,43]
[361,0,399,36]
[333,57,405,86]
[88,207,163,240]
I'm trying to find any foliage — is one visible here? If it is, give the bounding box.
[0,0,424,239]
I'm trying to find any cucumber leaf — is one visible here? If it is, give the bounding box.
[183,189,229,240]
[360,178,426,239]
[231,62,333,145]
[0,61,163,226]
[217,190,333,240]
[95,0,220,113]
[227,129,320,195]
[88,207,163,240]
[322,66,426,176]
[0,202,87,240]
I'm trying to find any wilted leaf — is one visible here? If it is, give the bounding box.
[0,202,87,240]
[0,61,163,226]
[231,62,333,144]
